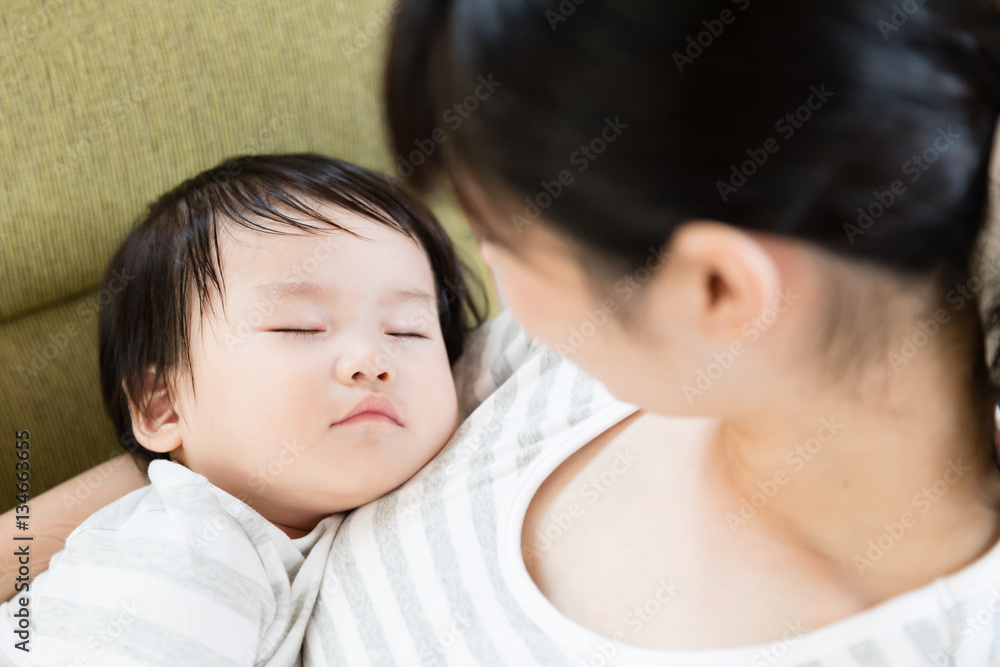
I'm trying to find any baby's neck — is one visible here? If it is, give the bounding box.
[174,456,323,540]
[274,522,311,539]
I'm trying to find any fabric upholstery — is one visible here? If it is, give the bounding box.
[0,0,496,510]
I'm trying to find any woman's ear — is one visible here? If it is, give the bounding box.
[663,220,782,342]
[126,365,183,454]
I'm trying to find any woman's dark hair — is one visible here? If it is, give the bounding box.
[386,0,1000,461]
[99,153,487,465]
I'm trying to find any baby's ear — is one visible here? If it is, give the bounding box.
[126,365,183,454]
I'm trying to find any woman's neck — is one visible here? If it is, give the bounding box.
[705,352,1000,603]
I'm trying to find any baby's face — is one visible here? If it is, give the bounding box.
[168,205,459,532]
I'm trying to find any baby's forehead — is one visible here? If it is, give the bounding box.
[212,210,435,300]
[216,204,406,257]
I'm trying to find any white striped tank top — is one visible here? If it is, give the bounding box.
[303,309,1000,667]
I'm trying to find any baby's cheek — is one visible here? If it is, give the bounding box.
[418,362,458,430]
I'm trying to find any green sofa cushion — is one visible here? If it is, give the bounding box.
[0,0,496,510]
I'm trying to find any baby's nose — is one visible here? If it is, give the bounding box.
[334,341,394,385]
[350,367,390,383]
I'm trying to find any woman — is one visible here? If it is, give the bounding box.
[362,0,1000,662]
[7,0,1000,664]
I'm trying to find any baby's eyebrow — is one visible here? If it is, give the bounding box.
[251,280,325,303]
[383,288,436,308]
[250,280,435,308]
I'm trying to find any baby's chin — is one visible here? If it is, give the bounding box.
[253,455,444,527]
[178,429,452,531]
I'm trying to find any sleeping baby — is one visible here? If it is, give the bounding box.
[0,153,485,666]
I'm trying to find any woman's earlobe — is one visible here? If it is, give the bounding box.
[124,367,183,454]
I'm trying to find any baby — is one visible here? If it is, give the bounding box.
[0,154,485,666]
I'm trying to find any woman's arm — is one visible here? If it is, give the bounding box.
[0,454,146,603]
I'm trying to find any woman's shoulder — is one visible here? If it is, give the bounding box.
[453,309,630,423]
[453,309,544,419]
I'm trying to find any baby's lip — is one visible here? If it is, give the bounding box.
[333,394,402,427]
